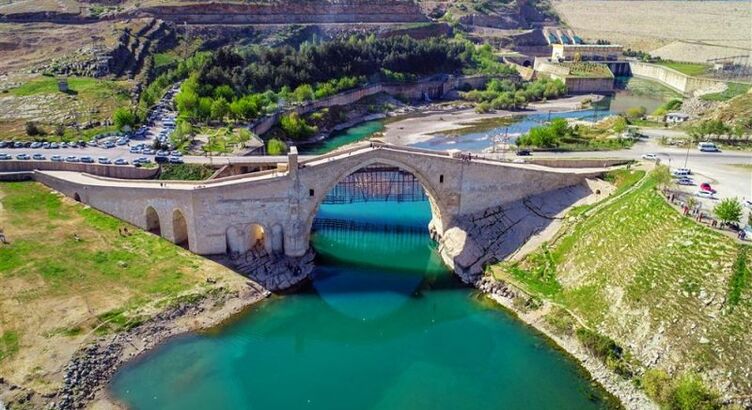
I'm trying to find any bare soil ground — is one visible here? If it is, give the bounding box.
[0,22,121,75]
[553,0,752,61]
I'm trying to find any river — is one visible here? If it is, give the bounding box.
[296,77,677,155]
[110,197,619,409]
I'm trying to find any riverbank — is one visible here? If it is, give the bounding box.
[382,95,603,146]
[88,286,271,409]
[479,282,656,410]
[471,169,657,409]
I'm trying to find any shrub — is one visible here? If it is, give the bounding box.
[641,369,673,404]
[266,138,288,155]
[714,197,742,225]
[25,121,44,136]
[668,373,721,410]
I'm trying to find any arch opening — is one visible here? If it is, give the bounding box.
[145,206,161,236]
[305,160,447,260]
[226,224,267,257]
[172,210,189,249]
[73,192,81,202]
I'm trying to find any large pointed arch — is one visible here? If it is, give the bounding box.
[302,156,448,249]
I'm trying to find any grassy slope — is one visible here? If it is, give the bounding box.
[1,76,131,140]
[0,182,247,392]
[656,61,709,77]
[491,171,752,395]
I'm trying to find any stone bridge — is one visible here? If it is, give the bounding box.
[32,143,610,279]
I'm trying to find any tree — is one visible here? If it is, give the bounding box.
[113,108,136,131]
[210,97,230,121]
[652,165,672,189]
[54,123,65,137]
[266,138,288,155]
[213,85,235,101]
[280,113,316,139]
[292,84,315,102]
[714,198,742,226]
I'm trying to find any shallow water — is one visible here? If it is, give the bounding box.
[297,121,385,155]
[110,200,617,410]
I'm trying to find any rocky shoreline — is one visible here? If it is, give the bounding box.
[475,276,657,410]
[0,283,270,410]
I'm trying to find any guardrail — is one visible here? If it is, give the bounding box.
[0,161,159,179]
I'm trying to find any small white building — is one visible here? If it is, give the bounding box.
[665,112,690,124]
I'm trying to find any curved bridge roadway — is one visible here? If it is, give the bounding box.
[32,143,612,261]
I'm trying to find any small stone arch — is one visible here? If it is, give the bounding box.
[172,209,189,249]
[145,206,161,236]
[73,192,81,202]
[226,223,269,255]
[522,60,532,67]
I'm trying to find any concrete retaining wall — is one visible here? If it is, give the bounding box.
[628,62,731,96]
[250,75,501,136]
[0,161,159,179]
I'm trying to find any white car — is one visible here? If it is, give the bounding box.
[696,190,717,200]
[677,178,693,186]
[641,153,658,161]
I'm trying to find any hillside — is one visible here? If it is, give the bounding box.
[491,169,752,403]
[0,182,253,400]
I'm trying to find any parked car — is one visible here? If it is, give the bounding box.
[696,190,717,200]
[98,157,111,164]
[142,148,156,155]
[641,153,658,161]
[0,153,11,160]
[49,142,59,149]
[0,141,8,148]
[15,153,30,160]
[168,156,184,164]
[677,178,693,185]
[80,156,94,163]
[129,146,143,154]
[170,151,182,157]
[697,141,719,152]
[699,183,716,193]
[32,153,46,160]
[65,156,79,163]
[51,155,63,162]
[114,158,129,165]
[155,155,169,164]
[103,141,116,149]
[116,138,129,146]
[30,142,43,149]
[515,149,531,156]
[672,169,691,178]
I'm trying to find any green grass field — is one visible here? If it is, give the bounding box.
[0,182,245,391]
[491,169,752,395]
[700,82,752,102]
[655,61,709,77]
[10,76,129,99]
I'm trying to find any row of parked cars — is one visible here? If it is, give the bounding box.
[0,152,132,165]
[128,144,183,164]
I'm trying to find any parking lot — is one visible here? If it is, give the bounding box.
[0,84,183,167]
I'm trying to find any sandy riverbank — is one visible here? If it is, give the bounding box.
[382,95,603,146]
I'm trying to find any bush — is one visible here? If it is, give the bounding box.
[668,374,721,410]
[641,369,673,404]
[626,106,647,119]
[25,121,44,136]
[714,197,742,225]
[266,138,288,155]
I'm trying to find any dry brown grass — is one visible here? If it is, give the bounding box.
[553,0,752,61]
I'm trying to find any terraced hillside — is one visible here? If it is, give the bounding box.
[492,169,752,401]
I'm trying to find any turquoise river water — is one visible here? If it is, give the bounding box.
[110,199,618,409]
